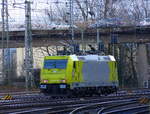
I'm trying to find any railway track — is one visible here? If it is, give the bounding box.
[0,89,149,113]
[99,105,149,114]
[70,98,150,114]
[70,99,138,114]
[0,98,138,114]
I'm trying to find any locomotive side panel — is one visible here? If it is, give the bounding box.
[72,61,118,88]
[72,61,110,87]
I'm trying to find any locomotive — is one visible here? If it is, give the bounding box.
[40,55,118,96]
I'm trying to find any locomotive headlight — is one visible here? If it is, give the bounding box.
[43,80,48,83]
[60,79,66,83]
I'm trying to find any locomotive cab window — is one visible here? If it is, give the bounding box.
[44,59,68,69]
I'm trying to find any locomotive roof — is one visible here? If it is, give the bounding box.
[70,55,116,62]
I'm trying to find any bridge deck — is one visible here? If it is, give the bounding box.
[0,26,150,48]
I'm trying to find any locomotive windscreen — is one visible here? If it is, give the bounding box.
[44,59,68,69]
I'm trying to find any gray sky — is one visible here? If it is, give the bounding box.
[0,0,68,25]
[1,0,149,26]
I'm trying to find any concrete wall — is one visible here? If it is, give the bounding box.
[136,44,150,88]
[16,47,55,77]
[16,48,24,77]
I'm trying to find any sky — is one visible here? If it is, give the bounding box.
[1,0,149,27]
[0,0,68,25]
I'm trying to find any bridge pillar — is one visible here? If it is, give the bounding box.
[137,43,150,88]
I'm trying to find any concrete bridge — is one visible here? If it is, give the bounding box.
[0,26,150,48]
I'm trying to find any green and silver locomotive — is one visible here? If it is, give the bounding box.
[40,55,118,96]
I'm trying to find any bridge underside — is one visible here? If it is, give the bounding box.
[0,27,150,48]
[0,34,149,48]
